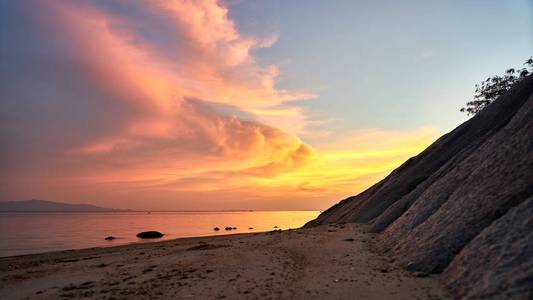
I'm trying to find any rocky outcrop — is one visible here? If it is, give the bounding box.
[306,75,533,298]
[444,197,533,299]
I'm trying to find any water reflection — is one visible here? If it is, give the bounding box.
[0,211,319,257]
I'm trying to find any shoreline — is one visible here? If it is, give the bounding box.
[0,231,261,259]
[0,210,320,258]
[0,224,449,299]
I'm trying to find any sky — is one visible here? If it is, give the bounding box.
[0,0,531,210]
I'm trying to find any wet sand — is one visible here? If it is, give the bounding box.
[0,223,449,299]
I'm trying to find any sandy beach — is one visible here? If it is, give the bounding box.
[0,223,448,299]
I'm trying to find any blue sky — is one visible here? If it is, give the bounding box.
[229,0,533,141]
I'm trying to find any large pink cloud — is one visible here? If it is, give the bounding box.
[1,0,314,193]
[0,0,440,210]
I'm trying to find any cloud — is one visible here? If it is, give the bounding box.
[0,0,314,197]
[0,0,441,210]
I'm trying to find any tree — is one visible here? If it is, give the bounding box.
[461,57,533,115]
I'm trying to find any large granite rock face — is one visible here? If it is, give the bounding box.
[381,82,533,273]
[305,75,533,298]
[444,197,533,299]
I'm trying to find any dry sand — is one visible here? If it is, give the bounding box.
[0,224,449,299]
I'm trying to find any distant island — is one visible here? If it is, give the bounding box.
[0,200,130,212]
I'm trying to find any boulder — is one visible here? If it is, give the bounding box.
[136,231,164,239]
[104,236,115,240]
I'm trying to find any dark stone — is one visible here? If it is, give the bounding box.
[213,227,220,231]
[136,231,164,239]
[224,227,233,230]
[248,227,254,230]
[104,236,115,240]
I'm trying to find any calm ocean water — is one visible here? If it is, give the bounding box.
[0,211,319,257]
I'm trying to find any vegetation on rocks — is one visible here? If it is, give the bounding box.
[461,57,532,115]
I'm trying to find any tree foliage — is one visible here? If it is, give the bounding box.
[461,57,533,115]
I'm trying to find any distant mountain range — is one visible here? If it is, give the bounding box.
[0,200,130,212]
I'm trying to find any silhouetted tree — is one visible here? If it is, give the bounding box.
[461,57,533,115]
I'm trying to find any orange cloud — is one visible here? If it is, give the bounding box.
[1,1,441,210]
[30,0,311,174]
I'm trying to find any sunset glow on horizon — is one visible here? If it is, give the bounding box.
[1,0,530,210]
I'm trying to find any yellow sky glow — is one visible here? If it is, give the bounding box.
[0,1,441,210]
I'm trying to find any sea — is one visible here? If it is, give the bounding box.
[0,211,319,257]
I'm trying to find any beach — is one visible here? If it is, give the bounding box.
[0,223,448,299]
